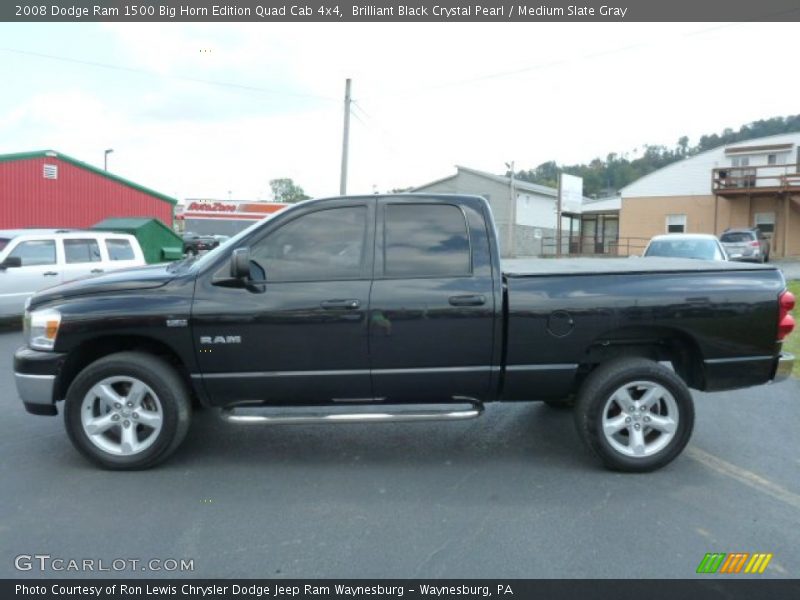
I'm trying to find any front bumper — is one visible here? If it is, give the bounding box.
[14,346,68,416]
[773,352,795,384]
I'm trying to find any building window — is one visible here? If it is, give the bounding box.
[767,154,777,165]
[754,212,775,234]
[666,214,687,233]
[731,156,749,167]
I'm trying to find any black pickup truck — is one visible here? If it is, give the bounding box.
[13,194,795,471]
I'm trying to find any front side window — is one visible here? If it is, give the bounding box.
[249,206,367,282]
[106,239,135,261]
[384,204,471,277]
[8,240,56,266]
[64,239,101,264]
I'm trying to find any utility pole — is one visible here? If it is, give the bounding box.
[104,148,114,171]
[556,172,563,257]
[505,161,516,258]
[339,78,352,195]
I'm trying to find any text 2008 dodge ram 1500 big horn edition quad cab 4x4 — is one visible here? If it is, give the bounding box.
[14,195,796,471]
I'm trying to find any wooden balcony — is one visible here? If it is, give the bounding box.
[713,164,800,196]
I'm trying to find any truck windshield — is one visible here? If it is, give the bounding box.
[189,214,277,272]
[0,238,9,252]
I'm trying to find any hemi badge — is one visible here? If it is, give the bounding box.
[166,319,188,327]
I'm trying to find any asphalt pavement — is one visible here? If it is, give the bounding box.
[774,259,800,281]
[1,329,798,579]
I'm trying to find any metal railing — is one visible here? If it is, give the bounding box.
[712,164,800,192]
[539,236,650,257]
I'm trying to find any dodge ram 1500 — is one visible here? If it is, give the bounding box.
[14,194,795,471]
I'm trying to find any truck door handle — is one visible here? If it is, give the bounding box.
[43,271,58,277]
[90,268,104,274]
[321,299,361,310]
[449,294,486,307]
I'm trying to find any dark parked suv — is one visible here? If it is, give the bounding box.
[182,232,220,256]
[720,228,771,263]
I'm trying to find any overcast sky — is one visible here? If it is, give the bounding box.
[0,22,796,201]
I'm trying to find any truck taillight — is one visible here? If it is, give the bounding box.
[750,241,761,247]
[778,290,795,341]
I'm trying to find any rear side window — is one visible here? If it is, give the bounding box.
[106,239,135,261]
[384,204,470,277]
[0,238,9,252]
[64,239,101,263]
[8,240,56,266]
[720,232,754,243]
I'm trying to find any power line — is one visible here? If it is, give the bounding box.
[359,21,764,99]
[0,47,337,102]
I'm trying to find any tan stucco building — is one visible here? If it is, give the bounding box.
[620,133,800,257]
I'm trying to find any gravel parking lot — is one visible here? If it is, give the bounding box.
[1,329,798,579]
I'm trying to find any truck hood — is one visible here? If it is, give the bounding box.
[29,263,177,308]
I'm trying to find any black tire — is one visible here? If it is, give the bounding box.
[574,358,694,472]
[64,352,191,470]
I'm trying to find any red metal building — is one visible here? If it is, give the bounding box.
[0,150,176,229]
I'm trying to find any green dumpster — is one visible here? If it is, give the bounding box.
[92,217,184,264]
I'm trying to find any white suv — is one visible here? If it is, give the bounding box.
[0,229,145,318]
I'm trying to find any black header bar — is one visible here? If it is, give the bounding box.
[3,0,800,22]
[5,579,800,600]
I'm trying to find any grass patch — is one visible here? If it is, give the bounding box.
[784,280,800,377]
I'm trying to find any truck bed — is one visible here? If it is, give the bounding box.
[502,257,779,277]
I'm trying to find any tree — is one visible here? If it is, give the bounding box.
[513,113,800,196]
[269,178,309,203]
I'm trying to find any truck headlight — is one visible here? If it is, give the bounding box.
[24,308,62,351]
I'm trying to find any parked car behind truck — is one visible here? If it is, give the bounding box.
[0,229,145,318]
[643,233,728,261]
[720,228,771,263]
[13,195,796,472]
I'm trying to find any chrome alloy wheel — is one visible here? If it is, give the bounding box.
[601,380,679,458]
[80,376,163,456]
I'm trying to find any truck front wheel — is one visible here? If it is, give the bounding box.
[574,358,694,472]
[64,352,191,470]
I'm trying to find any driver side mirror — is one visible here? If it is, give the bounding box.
[230,248,250,279]
[0,256,22,269]
[214,247,265,292]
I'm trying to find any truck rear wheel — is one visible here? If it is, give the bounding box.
[64,352,191,470]
[574,358,694,472]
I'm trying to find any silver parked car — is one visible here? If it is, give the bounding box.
[720,228,771,263]
[643,233,729,261]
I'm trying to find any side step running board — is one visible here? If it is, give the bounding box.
[220,402,484,425]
